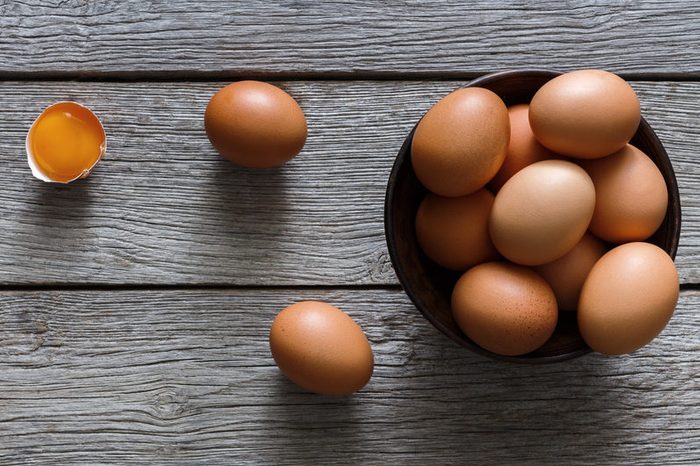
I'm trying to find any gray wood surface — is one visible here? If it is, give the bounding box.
[0,81,698,286]
[0,288,698,465]
[1,1,698,464]
[1,1,699,77]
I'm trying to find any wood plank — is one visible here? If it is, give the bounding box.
[0,81,697,285]
[0,288,697,464]
[0,1,698,77]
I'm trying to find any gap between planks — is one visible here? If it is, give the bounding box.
[0,283,404,292]
[1,71,700,83]
[0,283,695,292]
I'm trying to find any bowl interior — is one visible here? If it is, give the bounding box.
[385,70,681,363]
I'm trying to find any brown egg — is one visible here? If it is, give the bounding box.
[529,70,640,159]
[411,87,509,197]
[578,242,679,355]
[534,233,607,311]
[415,190,499,271]
[269,301,373,395]
[488,104,556,192]
[451,262,558,356]
[205,81,307,168]
[581,144,668,243]
[489,160,596,266]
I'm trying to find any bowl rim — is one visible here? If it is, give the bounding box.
[384,69,681,364]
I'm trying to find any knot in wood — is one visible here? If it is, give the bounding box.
[153,389,191,420]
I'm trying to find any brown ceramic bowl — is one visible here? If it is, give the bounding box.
[384,70,681,363]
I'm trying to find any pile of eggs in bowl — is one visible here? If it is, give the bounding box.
[412,70,679,357]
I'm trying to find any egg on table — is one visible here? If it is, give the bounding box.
[269,301,373,395]
[205,80,307,168]
[411,87,510,197]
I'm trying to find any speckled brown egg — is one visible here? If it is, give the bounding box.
[581,144,668,243]
[205,81,307,168]
[535,233,607,311]
[451,262,558,356]
[269,301,373,395]
[529,70,640,159]
[578,242,679,355]
[415,190,499,271]
[411,87,509,197]
[489,160,596,266]
[488,104,556,192]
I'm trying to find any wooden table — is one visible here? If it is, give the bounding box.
[1,2,698,464]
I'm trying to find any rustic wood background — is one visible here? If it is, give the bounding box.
[0,1,698,464]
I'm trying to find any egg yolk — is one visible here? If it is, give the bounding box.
[28,102,105,183]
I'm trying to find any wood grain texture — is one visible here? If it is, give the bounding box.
[0,1,698,77]
[0,288,697,465]
[0,81,698,286]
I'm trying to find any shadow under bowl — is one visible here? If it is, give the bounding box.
[384,70,681,363]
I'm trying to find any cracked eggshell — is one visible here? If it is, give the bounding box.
[26,101,106,184]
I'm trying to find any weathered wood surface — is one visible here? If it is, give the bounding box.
[0,81,697,286]
[1,1,699,77]
[1,2,698,463]
[0,288,697,465]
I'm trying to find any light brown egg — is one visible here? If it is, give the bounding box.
[415,190,499,271]
[578,242,679,355]
[534,233,607,311]
[529,70,640,159]
[581,144,668,243]
[411,87,509,197]
[489,160,596,266]
[488,104,556,192]
[205,81,307,168]
[451,262,558,356]
[269,301,373,395]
